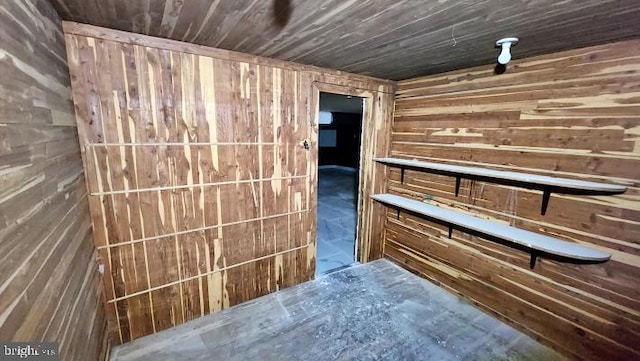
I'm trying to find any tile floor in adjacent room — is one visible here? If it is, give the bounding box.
[316,166,358,275]
[109,259,565,361]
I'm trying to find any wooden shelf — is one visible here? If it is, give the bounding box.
[372,193,611,268]
[374,157,626,215]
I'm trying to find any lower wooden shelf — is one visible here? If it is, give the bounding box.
[372,193,611,268]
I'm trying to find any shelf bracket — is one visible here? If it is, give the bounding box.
[448,225,453,239]
[541,189,551,215]
[400,168,405,184]
[529,253,538,269]
[455,176,461,197]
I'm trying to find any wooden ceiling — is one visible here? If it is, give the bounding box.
[50,0,640,80]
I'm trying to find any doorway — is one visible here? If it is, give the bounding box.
[316,92,364,275]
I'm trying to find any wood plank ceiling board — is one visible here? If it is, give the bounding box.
[48,0,640,80]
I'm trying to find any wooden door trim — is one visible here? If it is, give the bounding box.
[311,82,383,264]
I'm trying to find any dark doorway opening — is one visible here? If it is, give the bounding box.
[316,92,364,275]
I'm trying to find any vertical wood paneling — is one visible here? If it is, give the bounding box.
[63,23,394,343]
[388,39,640,361]
[0,1,106,360]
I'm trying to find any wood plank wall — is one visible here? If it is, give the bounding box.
[0,1,106,360]
[387,40,640,361]
[62,23,394,344]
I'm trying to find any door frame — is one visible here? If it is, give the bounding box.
[311,82,390,265]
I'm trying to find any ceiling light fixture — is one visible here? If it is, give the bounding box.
[496,37,519,65]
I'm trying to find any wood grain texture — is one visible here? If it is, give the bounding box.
[49,0,640,80]
[63,23,394,344]
[0,1,106,360]
[386,39,640,361]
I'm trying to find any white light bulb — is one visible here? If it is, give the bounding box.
[495,38,518,65]
[498,43,512,65]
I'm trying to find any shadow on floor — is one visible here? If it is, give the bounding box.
[317,167,358,275]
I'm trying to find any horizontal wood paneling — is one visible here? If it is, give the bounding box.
[63,23,394,344]
[0,1,106,360]
[387,39,640,361]
[49,0,640,80]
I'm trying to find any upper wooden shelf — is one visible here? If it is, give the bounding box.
[372,193,611,268]
[374,157,627,215]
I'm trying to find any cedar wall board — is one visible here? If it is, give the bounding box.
[62,22,394,343]
[387,39,640,361]
[0,1,106,361]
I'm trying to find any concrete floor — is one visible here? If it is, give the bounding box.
[316,167,358,275]
[110,259,564,361]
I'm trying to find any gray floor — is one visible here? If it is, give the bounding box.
[110,259,565,361]
[316,167,358,275]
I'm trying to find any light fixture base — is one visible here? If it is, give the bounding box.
[496,37,519,47]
